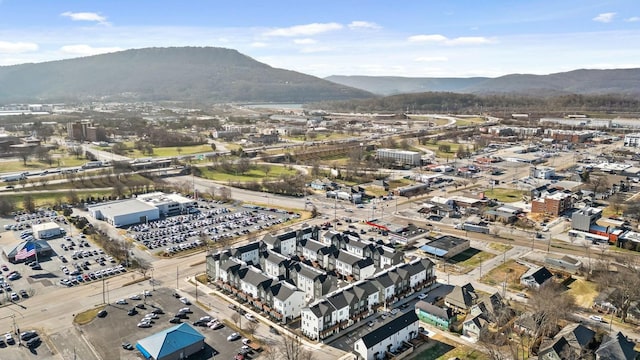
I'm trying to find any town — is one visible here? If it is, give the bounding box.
[0,98,638,360]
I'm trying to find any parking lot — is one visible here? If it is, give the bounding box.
[80,287,245,360]
[128,200,293,255]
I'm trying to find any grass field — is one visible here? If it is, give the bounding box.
[484,188,526,203]
[0,157,87,173]
[566,278,599,308]
[480,259,528,291]
[488,242,513,253]
[388,178,414,189]
[127,144,214,159]
[412,334,489,360]
[421,141,467,158]
[455,117,486,127]
[0,189,113,209]
[198,164,298,182]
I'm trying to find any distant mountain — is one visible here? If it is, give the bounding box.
[0,47,374,103]
[325,75,488,96]
[326,69,640,96]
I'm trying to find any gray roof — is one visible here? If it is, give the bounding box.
[310,300,336,318]
[241,268,273,288]
[262,249,288,264]
[445,283,477,309]
[270,282,299,301]
[355,281,378,297]
[373,273,394,288]
[300,238,331,254]
[355,257,375,270]
[335,250,363,266]
[90,198,158,219]
[219,258,242,272]
[327,292,349,310]
[360,312,419,348]
[234,242,260,254]
[596,332,637,360]
[293,262,324,280]
[416,300,454,320]
[521,266,553,285]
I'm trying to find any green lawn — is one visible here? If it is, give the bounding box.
[455,117,486,127]
[421,141,467,158]
[198,164,298,182]
[484,188,526,203]
[0,189,113,209]
[0,157,87,173]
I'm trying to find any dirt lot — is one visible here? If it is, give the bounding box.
[78,287,244,360]
[480,260,528,291]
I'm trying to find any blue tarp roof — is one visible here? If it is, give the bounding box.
[136,323,204,360]
[419,244,448,257]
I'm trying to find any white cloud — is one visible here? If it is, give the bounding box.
[408,34,448,43]
[293,38,316,45]
[263,22,342,37]
[408,34,493,45]
[59,44,122,56]
[447,36,494,45]
[250,42,268,48]
[414,56,448,62]
[61,11,110,25]
[593,12,616,23]
[626,16,640,22]
[348,21,381,30]
[0,41,38,53]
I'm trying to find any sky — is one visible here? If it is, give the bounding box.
[0,0,639,78]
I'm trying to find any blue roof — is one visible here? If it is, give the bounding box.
[136,323,205,359]
[419,244,448,257]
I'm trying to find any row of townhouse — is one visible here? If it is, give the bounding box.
[206,227,409,323]
[301,258,436,341]
[208,255,306,323]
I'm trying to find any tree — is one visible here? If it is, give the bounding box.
[280,335,314,360]
[23,194,36,213]
[236,157,252,175]
[133,257,152,279]
[527,282,575,352]
[66,190,80,205]
[589,175,609,196]
[594,255,640,323]
[609,193,625,215]
[245,320,258,336]
[231,313,242,329]
[18,149,33,166]
[0,197,15,215]
[210,143,216,151]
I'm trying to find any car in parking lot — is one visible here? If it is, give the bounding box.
[137,321,152,328]
[26,337,41,348]
[227,332,241,341]
[122,342,134,350]
[179,297,191,305]
[5,333,14,345]
[10,292,18,301]
[20,330,38,341]
[169,317,182,324]
[19,289,28,298]
[127,308,138,316]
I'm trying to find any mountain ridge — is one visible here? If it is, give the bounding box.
[326,68,640,96]
[0,47,374,103]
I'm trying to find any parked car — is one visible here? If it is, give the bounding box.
[589,315,604,322]
[227,332,241,341]
[97,310,108,318]
[26,337,40,348]
[244,313,257,322]
[129,294,142,300]
[122,342,134,350]
[20,331,37,341]
[169,317,182,324]
[179,297,191,305]
[418,293,427,300]
[4,333,14,345]
[116,299,128,305]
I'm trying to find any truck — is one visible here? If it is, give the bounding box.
[2,173,27,182]
[462,223,490,234]
[81,161,103,169]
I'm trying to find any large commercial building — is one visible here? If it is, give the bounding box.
[88,192,196,227]
[624,133,640,147]
[136,323,205,360]
[89,199,160,228]
[376,149,421,166]
[31,222,63,239]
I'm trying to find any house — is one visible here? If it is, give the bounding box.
[419,235,470,259]
[240,266,274,301]
[232,242,260,265]
[262,226,318,257]
[297,238,335,268]
[290,262,333,301]
[354,311,419,360]
[415,301,454,330]
[520,266,553,289]
[260,249,290,279]
[444,283,478,312]
[268,281,305,323]
[463,313,489,341]
[514,313,542,336]
[301,300,336,341]
[538,324,596,360]
[596,332,638,360]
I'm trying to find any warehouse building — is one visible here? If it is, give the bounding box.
[31,222,64,239]
[136,323,205,360]
[89,199,160,228]
[376,148,422,166]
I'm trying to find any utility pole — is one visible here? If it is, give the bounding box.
[176,266,179,290]
[195,275,199,303]
[102,275,106,304]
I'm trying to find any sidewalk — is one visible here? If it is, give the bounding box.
[183,276,352,359]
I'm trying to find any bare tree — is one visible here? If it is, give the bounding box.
[280,335,314,360]
[589,175,609,196]
[608,193,625,215]
[245,321,258,336]
[479,328,513,360]
[594,254,640,323]
[527,282,575,352]
[231,312,242,329]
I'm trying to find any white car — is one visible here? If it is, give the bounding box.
[244,313,257,322]
[242,338,251,345]
[115,299,128,305]
[129,294,142,300]
[417,293,427,300]
[227,332,240,341]
[179,297,191,305]
[589,315,604,322]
